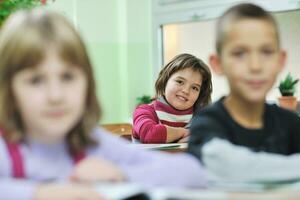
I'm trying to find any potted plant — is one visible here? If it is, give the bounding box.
[0,0,49,27]
[136,95,152,106]
[278,73,299,111]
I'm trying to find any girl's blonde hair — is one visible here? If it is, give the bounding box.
[0,8,101,155]
[155,53,212,113]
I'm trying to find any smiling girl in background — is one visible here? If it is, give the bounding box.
[133,54,212,143]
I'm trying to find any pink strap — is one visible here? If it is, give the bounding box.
[1,128,85,178]
[0,129,25,178]
[7,144,86,178]
[73,151,86,164]
[6,142,25,178]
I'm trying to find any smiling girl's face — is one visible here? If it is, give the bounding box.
[164,67,202,110]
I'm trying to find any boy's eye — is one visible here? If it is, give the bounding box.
[261,48,275,56]
[231,50,246,58]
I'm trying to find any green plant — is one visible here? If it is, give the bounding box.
[0,0,45,27]
[279,73,299,96]
[136,95,152,106]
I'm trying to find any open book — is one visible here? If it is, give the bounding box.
[95,182,300,200]
[132,143,187,150]
[95,183,227,200]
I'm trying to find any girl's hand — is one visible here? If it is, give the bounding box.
[35,183,105,200]
[166,126,189,143]
[181,129,190,138]
[177,135,190,143]
[70,157,125,183]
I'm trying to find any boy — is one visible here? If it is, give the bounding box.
[188,3,300,181]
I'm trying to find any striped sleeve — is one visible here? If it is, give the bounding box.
[132,104,167,143]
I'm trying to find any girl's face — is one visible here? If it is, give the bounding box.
[164,67,202,110]
[12,50,87,144]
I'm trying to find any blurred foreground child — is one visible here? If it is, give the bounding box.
[188,3,300,182]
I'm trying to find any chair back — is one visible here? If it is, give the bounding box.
[102,123,132,141]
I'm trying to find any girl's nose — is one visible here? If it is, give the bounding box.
[46,81,63,103]
[182,85,190,94]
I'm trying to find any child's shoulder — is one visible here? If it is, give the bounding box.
[90,126,114,142]
[133,102,156,115]
[191,99,228,130]
[196,98,226,118]
[265,103,300,120]
[135,103,154,110]
[264,103,300,132]
[87,126,132,156]
[91,126,129,146]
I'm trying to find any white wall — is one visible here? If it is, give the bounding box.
[163,9,300,102]
[274,10,300,100]
[49,0,153,123]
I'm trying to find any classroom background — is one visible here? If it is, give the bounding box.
[47,0,300,123]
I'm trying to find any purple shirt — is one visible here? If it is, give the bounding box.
[0,127,206,199]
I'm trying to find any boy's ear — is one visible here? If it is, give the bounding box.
[278,50,287,72]
[209,54,224,75]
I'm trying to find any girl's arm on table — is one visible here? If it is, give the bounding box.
[133,105,167,143]
[91,128,207,188]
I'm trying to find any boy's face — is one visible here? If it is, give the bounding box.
[12,49,87,144]
[211,19,286,103]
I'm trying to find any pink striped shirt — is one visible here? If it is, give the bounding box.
[132,99,193,143]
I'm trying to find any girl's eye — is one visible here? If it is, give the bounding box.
[175,80,184,85]
[28,75,43,85]
[61,71,75,82]
[192,86,200,92]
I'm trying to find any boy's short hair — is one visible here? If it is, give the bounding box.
[216,3,280,54]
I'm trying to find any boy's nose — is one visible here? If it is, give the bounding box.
[249,55,262,72]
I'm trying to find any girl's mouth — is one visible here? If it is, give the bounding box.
[176,95,188,101]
